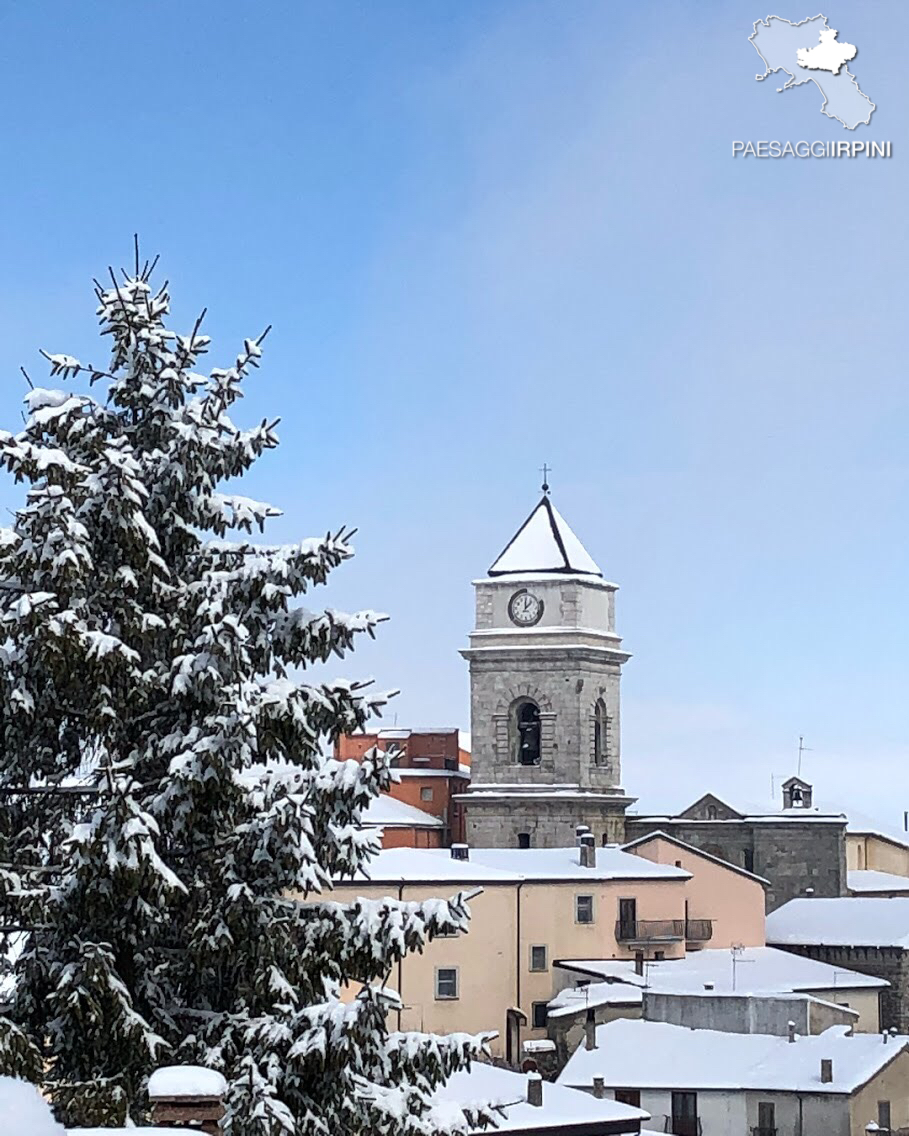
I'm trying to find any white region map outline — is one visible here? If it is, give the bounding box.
[749,13,876,131]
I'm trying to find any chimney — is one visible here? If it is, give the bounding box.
[585,1008,597,1051]
[592,1076,605,1099]
[575,824,591,847]
[148,1066,227,1135]
[527,1074,543,1107]
[883,1029,889,1044]
[634,952,645,976]
[804,887,815,897]
[788,1021,796,1044]
[450,843,469,861]
[579,833,596,868]
[820,1059,833,1084]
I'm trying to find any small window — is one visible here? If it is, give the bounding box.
[517,832,531,849]
[878,1100,891,1132]
[654,950,665,961]
[615,1089,641,1108]
[757,1102,775,1134]
[435,967,459,1000]
[420,787,433,802]
[531,1002,548,1029]
[743,848,755,874]
[530,945,548,972]
[576,895,594,924]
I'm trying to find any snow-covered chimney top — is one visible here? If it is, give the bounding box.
[788,1021,796,1043]
[451,843,469,861]
[592,1076,605,1099]
[148,1066,227,1136]
[148,1066,227,1100]
[579,833,596,868]
[575,824,591,846]
[526,1073,543,1107]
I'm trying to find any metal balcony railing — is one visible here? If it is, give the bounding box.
[661,1118,702,1136]
[615,919,685,942]
[684,918,713,942]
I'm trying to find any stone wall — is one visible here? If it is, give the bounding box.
[624,817,847,910]
[466,648,624,791]
[465,795,628,849]
[776,943,907,1032]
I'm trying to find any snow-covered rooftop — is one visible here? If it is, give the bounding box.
[488,496,602,578]
[348,845,690,884]
[361,795,443,830]
[558,1019,907,1095]
[558,945,887,995]
[848,870,909,894]
[547,980,644,1019]
[767,897,909,949]
[433,1061,648,1132]
[630,790,846,824]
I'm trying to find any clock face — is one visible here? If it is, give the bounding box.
[508,589,544,627]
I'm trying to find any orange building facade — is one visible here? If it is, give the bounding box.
[335,727,470,848]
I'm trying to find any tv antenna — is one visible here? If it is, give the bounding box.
[797,735,812,777]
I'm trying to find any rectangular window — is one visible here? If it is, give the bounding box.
[744,848,755,874]
[878,1100,892,1132]
[529,945,548,972]
[576,894,594,924]
[757,1102,775,1135]
[615,1089,641,1108]
[420,786,433,802]
[671,1091,698,1136]
[531,1001,548,1029]
[435,967,458,1000]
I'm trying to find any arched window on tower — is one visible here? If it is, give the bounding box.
[514,700,541,766]
[593,699,609,766]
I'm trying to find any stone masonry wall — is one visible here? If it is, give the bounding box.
[623,818,847,911]
[468,649,623,790]
[776,944,908,1032]
[466,797,629,850]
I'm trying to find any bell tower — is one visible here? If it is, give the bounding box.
[460,491,635,848]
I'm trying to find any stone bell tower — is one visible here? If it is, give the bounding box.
[459,490,635,848]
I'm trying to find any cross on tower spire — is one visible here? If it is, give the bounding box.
[540,463,551,495]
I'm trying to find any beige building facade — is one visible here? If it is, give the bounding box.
[326,838,784,1061]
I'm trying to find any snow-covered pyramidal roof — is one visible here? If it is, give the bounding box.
[488,495,602,577]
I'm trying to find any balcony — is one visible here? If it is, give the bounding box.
[615,919,685,943]
[684,919,713,943]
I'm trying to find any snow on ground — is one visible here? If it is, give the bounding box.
[0,1077,65,1134]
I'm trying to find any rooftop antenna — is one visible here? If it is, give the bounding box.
[540,463,551,495]
[797,735,812,778]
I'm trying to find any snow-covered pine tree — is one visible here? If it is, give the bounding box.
[0,259,492,1133]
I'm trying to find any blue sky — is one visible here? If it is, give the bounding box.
[1,2,907,819]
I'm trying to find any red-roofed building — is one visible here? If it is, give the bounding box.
[335,727,470,847]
